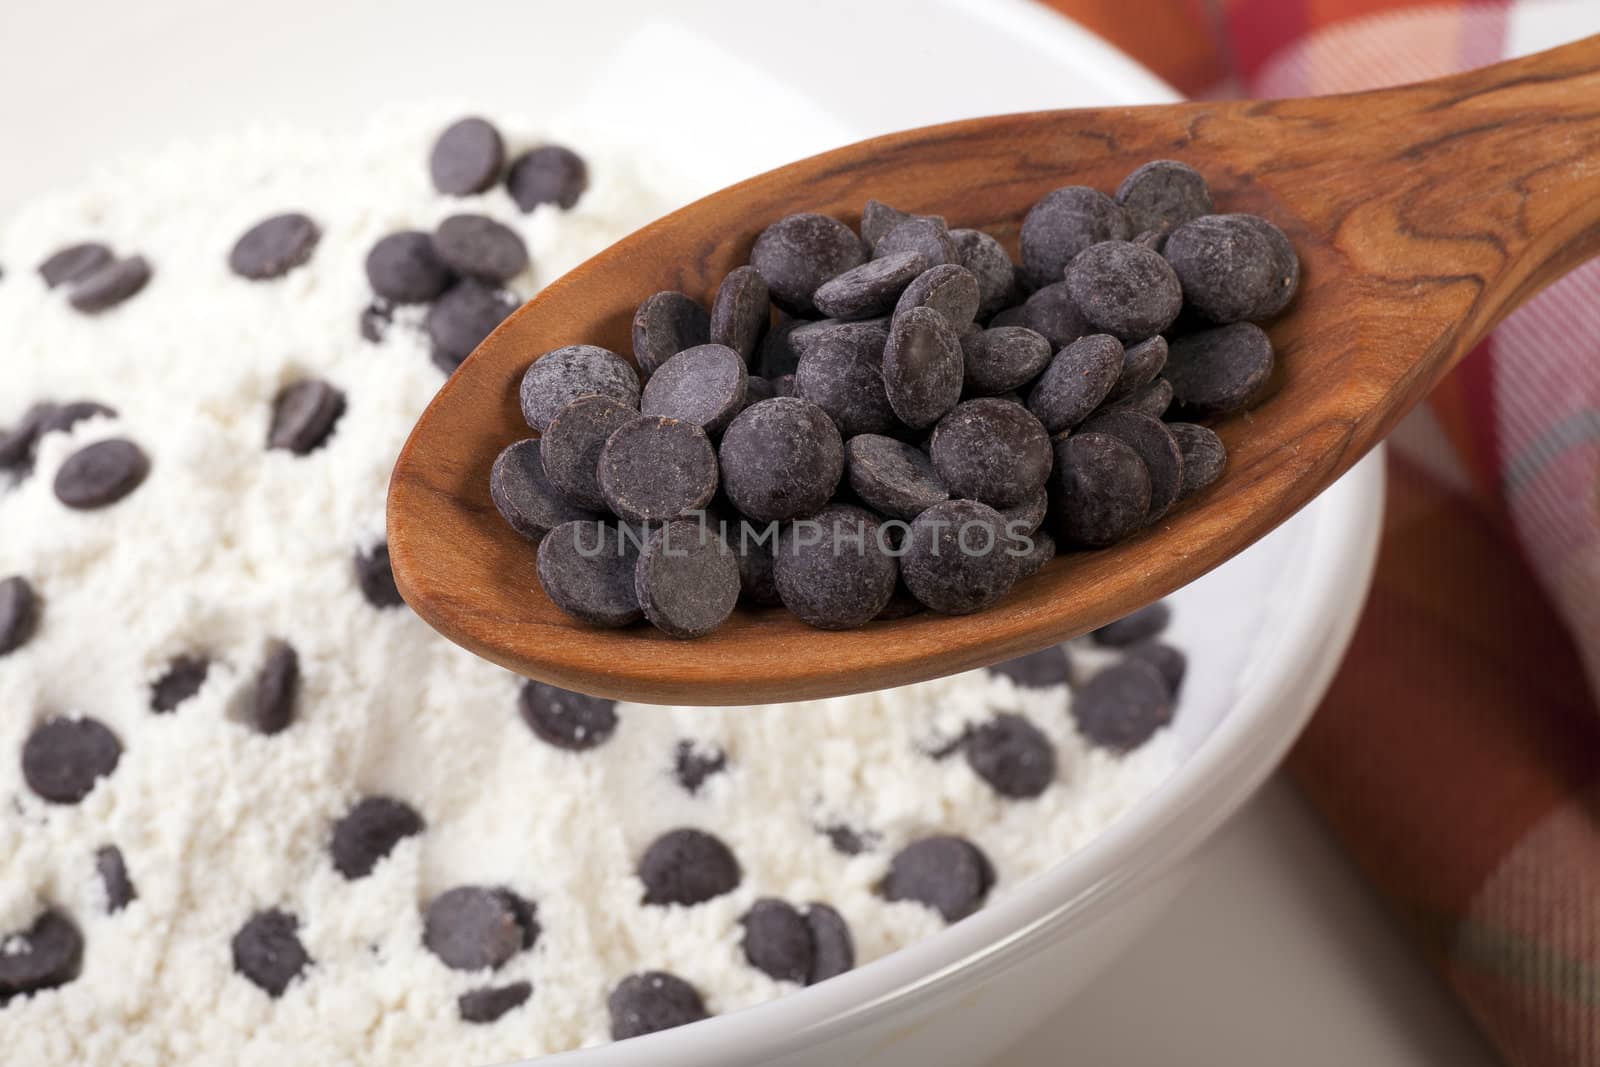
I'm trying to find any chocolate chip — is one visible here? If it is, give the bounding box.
[431,117,506,196]
[719,397,843,522]
[639,828,741,905]
[822,825,876,855]
[860,199,914,252]
[1016,281,1090,349]
[541,395,637,510]
[775,504,898,630]
[52,438,148,510]
[424,887,537,971]
[519,345,640,433]
[1074,659,1173,751]
[792,318,866,354]
[634,520,740,639]
[881,835,993,922]
[459,981,532,1024]
[1106,336,1168,402]
[426,279,519,365]
[754,317,806,378]
[519,679,619,751]
[770,373,797,397]
[1000,487,1048,535]
[21,717,120,805]
[354,542,404,609]
[929,399,1051,508]
[813,250,928,320]
[1133,227,1169,253]
[95,845,137,912]
[231,909,310,997]
[1168,422,1227,498]
[950,229,1016,317]
[366,232,454,304]
[1065,241,1182,341]
[1020,186,1129,290]
[893,264,981,331]
[1092,601,1171,647]
[151,655,208,712]
[0,403,54,470]
[598,417,718,523]
[251,642,299,735]
[1127,641,1186,696]
[1230,213,1299,318]
[507,145,588,212]
[1077,410,1184,522]
[709,266,770,362]
[490,439,602,540]
[750,213,866,316]
[900,499,1017,615]
[741,898,812,984]
[875,217,958,268]
[0,575,38,656]
[431,214,529,283]
[883,305,964,429]
[1026,334,1122,433]
[1165,322,1274,416]
[537,520,643,628]
[1013,529,1056,578]
[743,375,775,408]
[0,910,83,999]
[793,318,900,434]
[674,740,727,794]
[38,243,112,288]
[331,796,425,879]
[1163,215,1276,324]
[609,972,709,1040]
[432,348,462,376]
[966,713,1056,798]
[804,903,854,983]
[632,291,711,375]
[641,344,748,438]
[728,525,781,607]
[68,256,151,313]
[1051,432,1151,547]
[359,301,392,343]
[844,434,948,519]
[228,213,320,280]
[1114,161,1213,234]
[960,326,1052,396]
[1107,376,1173,419]
[877,578,926,620]
[989,644,1071,689]
[268,379,346,455]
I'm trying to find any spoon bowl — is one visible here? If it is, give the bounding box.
[389,37,1600,705]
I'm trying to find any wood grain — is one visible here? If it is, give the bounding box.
[388,37,1600,706]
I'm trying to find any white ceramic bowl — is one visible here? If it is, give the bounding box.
[543,464,1382,1067]
[0,2,1385,1063]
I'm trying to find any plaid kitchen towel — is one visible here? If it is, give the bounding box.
[1034,2,1600,1065]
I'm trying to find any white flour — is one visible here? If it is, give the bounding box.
[0,108,1174,1065]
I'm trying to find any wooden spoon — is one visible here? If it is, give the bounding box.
[388,37,1600,706]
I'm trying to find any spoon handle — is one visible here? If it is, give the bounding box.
[1258,35,1600,370]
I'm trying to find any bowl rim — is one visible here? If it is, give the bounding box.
[519,4,1389,1059]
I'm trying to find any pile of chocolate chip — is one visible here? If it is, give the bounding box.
[493,160,1297,638]
[361,116,588,370]
[0,116,610,1013]
[37,242,152,314]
